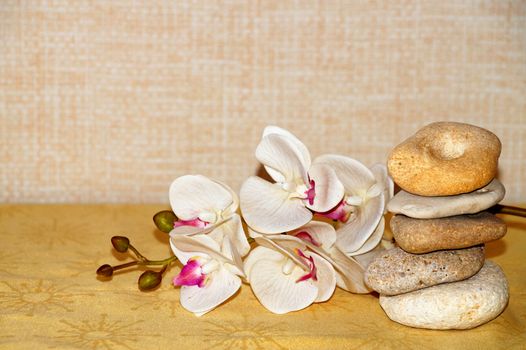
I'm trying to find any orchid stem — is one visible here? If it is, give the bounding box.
[127,244,148,262]
[110,256,177,273]
[112,261,139,271]
[125,240,178,266]
[139,256,178,266]
[159,264,169,276]
[494,204,526,218]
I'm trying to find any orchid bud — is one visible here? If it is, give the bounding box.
[111,236,130,253]
[97,264,114,277]
[138,270,162,290]
[153,210,177,233]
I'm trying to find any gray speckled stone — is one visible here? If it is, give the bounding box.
[387,178,505,219]
[379,261,509,330]
[365,246,485,295]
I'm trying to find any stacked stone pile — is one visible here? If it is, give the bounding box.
[365,122,509,330]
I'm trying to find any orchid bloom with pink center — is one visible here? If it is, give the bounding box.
[173,218,208,230]
[287,221,378,293]
[169,175,250,257]
[240,126,345,234]
[313,155,393,256]
[173,257,207,288]
[243,235,336,314]
[295,249,317,282]
[170,234,245,316]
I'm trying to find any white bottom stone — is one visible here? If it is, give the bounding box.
[379,261,509,330]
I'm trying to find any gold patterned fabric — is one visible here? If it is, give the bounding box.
[1,1,525,204]
[0,204,524,349]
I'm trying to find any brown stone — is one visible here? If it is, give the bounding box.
[387,122,501,196]
[390,212,507,253]
[364,246,485,295]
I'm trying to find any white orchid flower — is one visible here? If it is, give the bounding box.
[370,163,394,213]
[244,234,336,314]
[240,126,345,234]
[170,234,245,316]
[313,155,393,256]
[169,175,250,257]
[288,221,373,293]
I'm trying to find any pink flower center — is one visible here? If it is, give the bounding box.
[294,231,321,247]
[304,178,316,206]
[315,200,350,223]
[173,218,208,229]
[295,249,317,283]
[173,257,207,288]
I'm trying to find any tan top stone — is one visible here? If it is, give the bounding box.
[379,261,509,330]
[391,212,507,253]
[387,178,505,219]
[365,246,485,295]
[388,122,501,196]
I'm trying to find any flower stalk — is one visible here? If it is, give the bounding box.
[494,204,526,218]
[96,236,178,291]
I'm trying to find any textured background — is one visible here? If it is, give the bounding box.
[1,1,525,204]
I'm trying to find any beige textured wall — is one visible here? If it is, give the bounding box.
[1,1,525,204]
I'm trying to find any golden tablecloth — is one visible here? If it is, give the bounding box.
[0,205,524,349]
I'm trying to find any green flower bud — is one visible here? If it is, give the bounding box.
[138,270,162,291]
[97,264,114,277]
[111,236,130,253]
[153,210,178,233]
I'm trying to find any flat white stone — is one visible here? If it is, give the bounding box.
[387,179,505,219]
[379,261,509,330]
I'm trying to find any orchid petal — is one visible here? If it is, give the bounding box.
[170,235,235,268]
[169,216,229,237]
[254,235,308,271]
[336,194,384,254]
[314,155,375,195]
[307,252,336,302]
[370,163,394,211]
[169,175,233,221]
[299,239,370,293]
[211,178,240,214]
[328,246,371,293]
[346,196,363,206]
[170,224,212,236]
[249,255,318,314]
[353,244,383,271]
[170,225,208,236]
[366,183,383,198]
[220,237,245,277]
[262,126,311,168]
[243,246,284,280]
[209,214,250,257]
[347,217,385,257]
[256,134,309,184]
[289,221,337,251]
[180,266,241,316]
[248,227,263,239]
[262,126,311,182]
[305,163,345,212]
[169,234,219,265]
[240,176,312,234]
